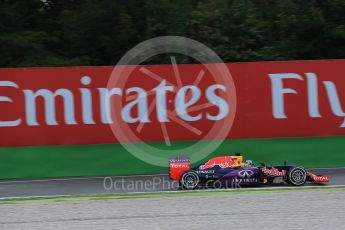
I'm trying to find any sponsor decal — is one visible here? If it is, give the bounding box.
[170,163,189,168]
[232,178,258,183]
[0,78,228,127]
[2,59,345,147]
[238,170,254,178]
[170,157,190,163]
[261,167,286,176]
[199,156,236,170]
[268,72,345,128]
[312,176,329,182]
[308,171,329,182]
[195,170,215,174]
[205,174,219,179]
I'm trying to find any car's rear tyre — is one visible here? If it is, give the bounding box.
[180,171,199,190]
[286,167,307,186]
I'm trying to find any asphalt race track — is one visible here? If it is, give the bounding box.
[0,168,344,198]
[1,168,345,230]
[1,189,345,230]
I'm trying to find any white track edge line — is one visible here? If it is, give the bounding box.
[1,185,344,200]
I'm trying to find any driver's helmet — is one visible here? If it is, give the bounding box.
[244,160,253,167]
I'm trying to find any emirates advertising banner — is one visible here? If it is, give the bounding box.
[1,36,345,166]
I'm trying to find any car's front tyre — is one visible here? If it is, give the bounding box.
[285,167,307,186]
[180,171,200,190]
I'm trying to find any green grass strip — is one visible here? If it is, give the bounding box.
[0,135,345,179]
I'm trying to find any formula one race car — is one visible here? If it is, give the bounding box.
[169,154,329,189]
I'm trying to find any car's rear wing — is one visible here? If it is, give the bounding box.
[169,156,191,182]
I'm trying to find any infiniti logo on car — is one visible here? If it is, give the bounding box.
[238,170,254,178]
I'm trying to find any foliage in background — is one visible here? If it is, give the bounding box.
[0,0,344,67]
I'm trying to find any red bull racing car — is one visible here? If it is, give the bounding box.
[169,154,329,189]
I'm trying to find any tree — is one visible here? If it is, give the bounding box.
[0,0,344,68]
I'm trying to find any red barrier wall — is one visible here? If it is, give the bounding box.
[1,59,345,147]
